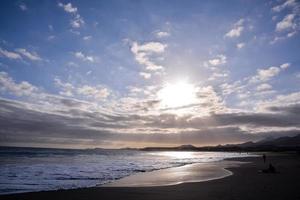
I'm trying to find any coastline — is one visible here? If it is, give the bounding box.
[102,160,244,187]
[1,152,300,200]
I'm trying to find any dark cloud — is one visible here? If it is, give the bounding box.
[0,98,299,148]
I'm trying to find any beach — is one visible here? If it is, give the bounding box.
[1,153,300,200]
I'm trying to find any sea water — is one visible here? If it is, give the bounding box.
[0,147,253,194]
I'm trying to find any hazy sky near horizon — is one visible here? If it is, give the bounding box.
[0,0,300,148]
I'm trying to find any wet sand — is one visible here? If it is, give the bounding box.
[1,153,300,200]
[103,160,243,187]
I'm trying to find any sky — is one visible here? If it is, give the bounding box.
[0,0,300,149]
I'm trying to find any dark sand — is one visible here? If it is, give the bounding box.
[1,153,300,200]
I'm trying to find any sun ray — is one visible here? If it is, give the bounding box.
[158,80,198,109]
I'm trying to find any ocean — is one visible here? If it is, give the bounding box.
[0,147,253,195]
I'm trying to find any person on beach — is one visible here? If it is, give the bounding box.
[262,154,266,163]
[262,163,276,173]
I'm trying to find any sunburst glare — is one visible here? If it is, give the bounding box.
[158,80,197,109]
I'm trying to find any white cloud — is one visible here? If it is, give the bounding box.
[83,36,92,41]
[236,42,245,49]
[71,14,85,28]
[131,41,167,71]
[132,42,167,53]
[58,2,84,29]
[54,77,110,100]
[128,86,143,95]
[54,78,74,97]
[0,72,38,96]
[0,48,22,60]
[256,83,272,91]
[208,72,228,81]
[280,62,290,69]
[225,27,244,38]
[272,0,296,12]
[18,3,27,11]
[225,19,244,38]
[67,61,79,67]
[276,14,296,32]
[235,18,244,26]
[48,25,54,31]
[155,31,170,38]
[47,35,56,40]
[58,2,77,13]
[254,67,281,82]
[207,54,227,66]
[74,51,94,62]
[257,91,300,111]
[287,31,297,37]
[77,85,110,100]
[250,63,289,83]
[15,48,42,61]
[139,72,151,79]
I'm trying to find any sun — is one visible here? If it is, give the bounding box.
[158,80,197,108]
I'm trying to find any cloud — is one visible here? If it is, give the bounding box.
[272,0,297,12]
[276,14,296,32]
[220,63,290,106]
[47,35,56,40]
[0,48,22,60]
[15,48,42,61]
[139,72,151,79]
[77,85,110,100]
[54,78,110,100]
[258,92,300,110]
[58,2,84,29]
[236,42,245,49]
[208,54,227,66]
[225,27,243,38]
[280,62,290,69]
[83,36,92,41]
[58,2,77,13]
[0,72,38,96]
[287,31,297,37]
[270,32,297,44]
[225,19,244,38]
[74,51,94,62]
[204,54,227,68]
[54,78,74,97]
[48,25,54,31]
[132,42,167,53]
[1,94,299,148]
[271,0,299,43]
[67,61,79,67]
[256,83,272,91]
[18,3,27,11]
[250,63,289,83]
[70,14,85,28]
[131,41,167,71]
[155,31,170,38]
[0,73,299,148]
[208,72,228,81]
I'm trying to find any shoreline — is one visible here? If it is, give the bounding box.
[0,152,256,195]
[102,160,244,187]
[1,152,300,200]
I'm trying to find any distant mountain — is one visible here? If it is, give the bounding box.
[141,144,197,151]
[255,134,300,147]
[141,134,300,152]
[213,134,300,151]
[178,144,198,150]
